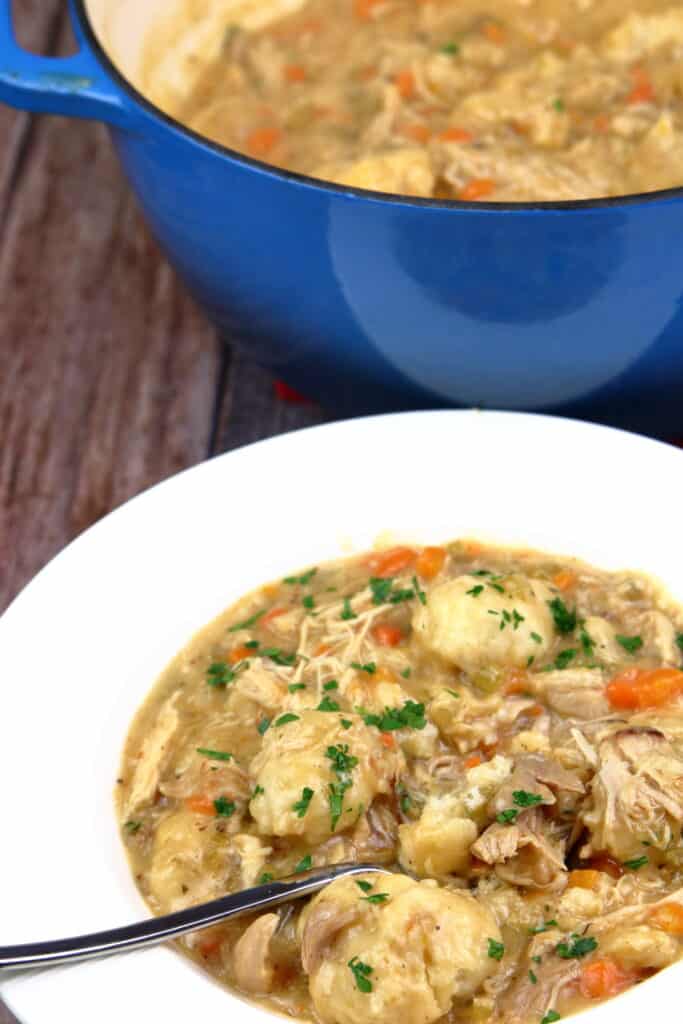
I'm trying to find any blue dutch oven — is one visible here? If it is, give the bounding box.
[1,0,682,434]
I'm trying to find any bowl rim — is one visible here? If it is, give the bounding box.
[74,0,683,214]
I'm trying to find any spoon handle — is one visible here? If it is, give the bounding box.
[0,863,381,971]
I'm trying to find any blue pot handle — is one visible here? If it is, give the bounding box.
[0,0,136,128]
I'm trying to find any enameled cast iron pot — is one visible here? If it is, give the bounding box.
[2,0,683,434]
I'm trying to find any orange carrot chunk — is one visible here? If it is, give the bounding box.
[438,127,473,143]
[459,178,496,201]
[284,64,307,82]
[568,869,601,891]
[650,903,683,935]
[395,69,415,99]
[261,606,288,626]
[606,667,683,711]
[482,22,505,44]
[415,546,447,580]
[552,569,577,591]
[380,732,397,749]
[627,66,654,105]
[580,959,637,999]
[228,644,253,664]
[366,546,417,578]
[185,795,216,816]
[464,752,483,769]
[246,126,282,157]
[372,624,404,647]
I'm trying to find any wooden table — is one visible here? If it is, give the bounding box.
[0,7,325,1020]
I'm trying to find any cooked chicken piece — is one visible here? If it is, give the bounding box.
[641,610,681,664]
[299,874,500,1024]
[125,692,180,817]
[414,574,555,672]
[487,754,584,818]
[528,668,610,719]
[230,834,273,887]
[233,913,280,994]
[226,660,289,724]
[582,616,624,665]
[161,755,251,801]
[582,727,683,859]
[497,956,581,1024]
[472,808,568,890]
[430,688,536,754]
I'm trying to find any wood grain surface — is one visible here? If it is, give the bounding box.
[0,6,324,1021]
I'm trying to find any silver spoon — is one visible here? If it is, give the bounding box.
[0,862,386,972]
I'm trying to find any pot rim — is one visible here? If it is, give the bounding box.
[73,0,683,214]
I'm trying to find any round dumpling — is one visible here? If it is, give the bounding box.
[299,873,501,1024]
[249,710,405,844]
[413,573,554,672]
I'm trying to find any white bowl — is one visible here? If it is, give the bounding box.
[1,409,682,1024]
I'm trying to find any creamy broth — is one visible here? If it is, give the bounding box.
[118,539,683,1024]
[142,0,683,200]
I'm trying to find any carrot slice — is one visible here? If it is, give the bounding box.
[354,0,383,19]
[627,66,654,105]
[246,127,282,157]
[552,570,577,591]
[464,752,483,769]
[394,70,415,99]
[366,546,416,578]
[261,606,288,626]
[482,22,505,44]
[650,903,683,935]
[284,64,307,82]
[185,795,216,816]
[580,959,637,999]
[568,869,601,890]
[415,546,447,580]
[606,667,683,711]
[380,732,397,749]
[372,624,404,647]
[228,644,253,664]
[459,178,496,201]
[438,127,473,143]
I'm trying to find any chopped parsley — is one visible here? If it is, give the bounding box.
[553,98,565,111]
[206,661,248,688]
[275,713,300,727]
[529,920,558,934]
[325,744,358,776]
[352,661,377,675]
[257,717,271,736]
[317,696,341,712]
[623,855,648,870]
[324,680,339,691]
[213,796,236,817]
[441,40,459,54]
[413,575,427,606]
[556,936,597,959]
[548,597,577,635]
[261,647,297,666]
[363,701,426,732]
[196,748,234,761]
[530,631,543,644]
[580,628,594,657]
[527,656,535,668]
[124,820,142,834]
[302,595,316,611]
[328,781,350,830]
[284,568,318,585]
[341,597,357,621]
[252,785,265,797]
[362,892,390,904]
[348,957,373,993]
[541,1013,561,1024]
[325,744,359,830]
[529,970,538,984]
[513,790,543,807]
[677,633,683,653]
[467,585,485,597]
[554,648,577,670]
[356,879,374,893]
[616,634,643,655]
[496,809,519,825]
[369,576,419,606]
[258,872,274,884]
[228,610,265,633]
[488,939,505,960]
[340,718,353,729]
[294,855,312,874]
[489,582,505,594]
[446,688,461,699]
[512,609,525,630]
[245,640,260,649]
[288,682,306,693]
[293,787,314,818]
[401,667,412,679]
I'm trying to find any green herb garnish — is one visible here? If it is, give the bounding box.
[623,855,648,870]
[488,939,505,961]
[303,595,316,611]
[529,970,538,984]
[324,680,339,691]
[554,649,577,669]
[362,892,389,904]
[467,585,484,597]
[529,920,558,934]
[257,717,271,736]
[352,661,377,675]
[284,568,318,585]
[213,796,236,817]
[553,98,565,111]
[196,748,234,761]
[259,872,274,884]
[441,41,459,54]
[541,1013,560,1024]
[363,700,426,732]
[293,787,314,818]
[261,647,297,666]
[348,957,373,993]
[206,661,248,688]
[317,696,341,712]
[341,597,357,621]
[356,879,373,893]
[496,809,519,825]
[124,820,142,834]
[275,713,300,727]
[294,855,312,874]
[228,610,265,633]
[556,936,597,959]
[616,634,643,655]
[252,785,265,797]
[548,597,577,634]
[513,790,543,807]
[580,628,594,657]
[289,683,306,693]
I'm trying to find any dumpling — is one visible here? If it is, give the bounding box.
[249,710,405,844]
[299,873,501,1024]
[314,149,435,198]
[413,573,555,672]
